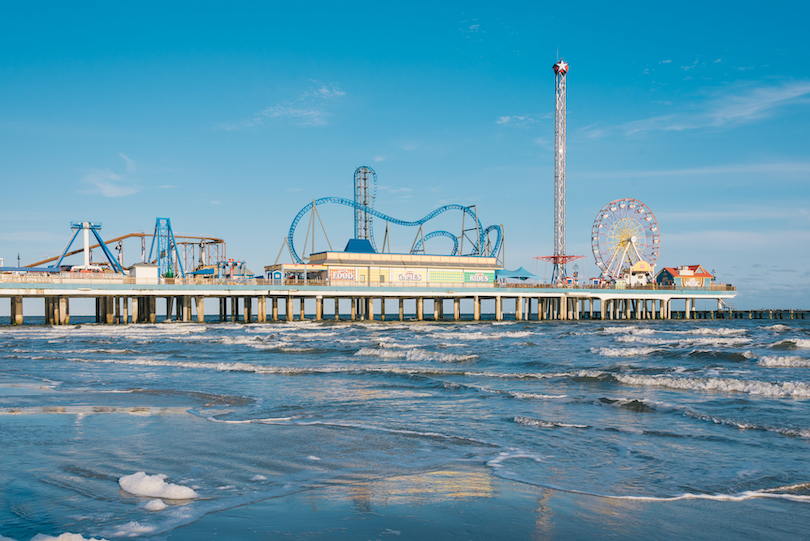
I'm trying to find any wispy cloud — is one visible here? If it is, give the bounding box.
[219,81,346,130]
[373,156,386,162]
[119,152,136,172]
[577,162,810,180]
[620,80,810,135]
[496,113,551,127]
[82,154,140,197]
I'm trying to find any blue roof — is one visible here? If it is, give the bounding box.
[343,239,376,253]
[495,267,539,280]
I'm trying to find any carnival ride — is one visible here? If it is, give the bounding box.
[28,218,227,275]
[591,198,660,281]
[285,166,504,264]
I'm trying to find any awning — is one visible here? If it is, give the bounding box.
[495,267,539,280]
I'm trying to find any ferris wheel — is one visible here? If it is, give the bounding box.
[591,198,660,280]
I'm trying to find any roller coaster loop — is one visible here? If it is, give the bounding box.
[287,197,502,264]
[412,231,459,256]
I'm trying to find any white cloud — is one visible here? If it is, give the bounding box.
[373,156,386,162]
[219,82,346,130]
[119,152,136,172]
[496,113,551,127]
[577,162,810,180]
[620,80,810,135]
[661,60,672,64]
[83,168,138,197]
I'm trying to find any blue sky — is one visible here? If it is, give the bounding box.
[1,1,808,309]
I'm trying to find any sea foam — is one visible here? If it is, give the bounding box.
[118,472,199,499]
[758,356,810,368]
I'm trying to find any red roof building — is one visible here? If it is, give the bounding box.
[655,265,714,288]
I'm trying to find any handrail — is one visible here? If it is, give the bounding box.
[0,272,736,292]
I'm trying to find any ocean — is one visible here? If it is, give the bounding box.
[2,317,810,540]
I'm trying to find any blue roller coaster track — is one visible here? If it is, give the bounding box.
[287,197,503,264]
[412,231,459,255]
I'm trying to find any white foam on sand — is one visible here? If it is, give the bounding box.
[758,356,810,368]
[141,499,167,511]
[118,472,199,499]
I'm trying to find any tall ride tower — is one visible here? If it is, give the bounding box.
[540,58,582,284]
[353,166,377,249]
[552,59,569,283]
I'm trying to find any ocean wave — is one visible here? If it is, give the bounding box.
[600,326,656,335]
[772,339,810,349]
[684,410,810,438]
[432,331,534,340]
[354,348,477,362]
[513,415,588,428]
[758,356,810,368]
[591,347,660,357]
[763,324,793,332]
[486,455,810,504]
[613,373,810,397]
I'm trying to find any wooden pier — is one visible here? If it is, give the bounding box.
[0,275,764,325]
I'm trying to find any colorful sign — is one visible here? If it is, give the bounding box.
[395,269,424,282]
[682,277,704,287]
[464,271,494,283]
[329,268,356,281]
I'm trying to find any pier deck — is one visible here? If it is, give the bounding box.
[0,275,753,324]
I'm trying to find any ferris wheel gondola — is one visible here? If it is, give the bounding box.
[591,198,660,281]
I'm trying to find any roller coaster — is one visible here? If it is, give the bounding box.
[287,166,504,265]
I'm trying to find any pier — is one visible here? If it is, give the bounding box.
[0,275,751,325]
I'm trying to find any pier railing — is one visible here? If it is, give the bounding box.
[0,272,736,292]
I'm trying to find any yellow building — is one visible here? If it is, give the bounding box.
[265,251,502,286]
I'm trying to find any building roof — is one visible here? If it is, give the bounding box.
[658,265,714,278]
[496,267,539,280]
